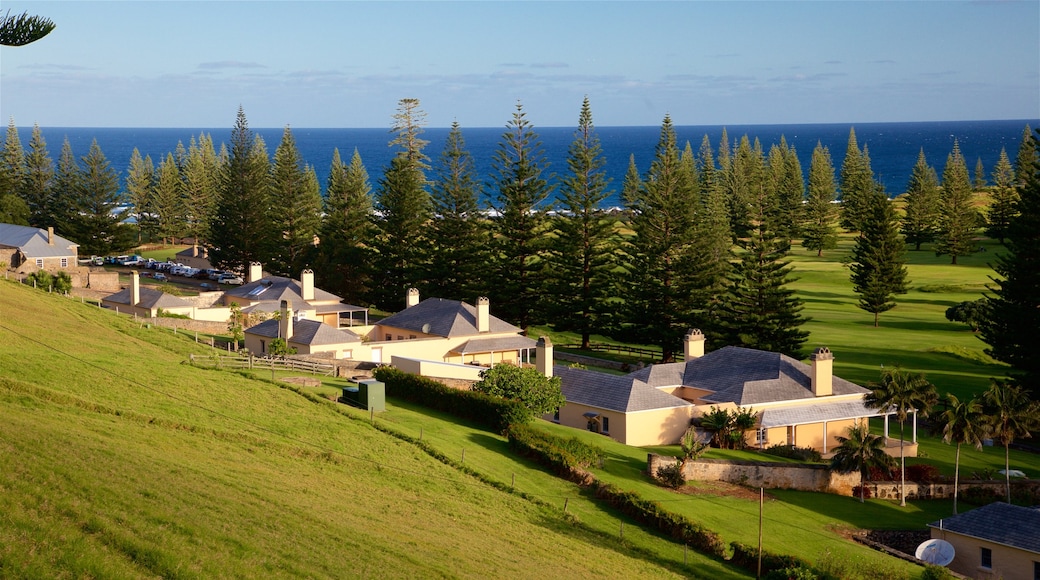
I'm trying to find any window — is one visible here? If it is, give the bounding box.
[396,335,403,340]
[980,547,992,569]
[552,409,560,422]
[602,416,610,433]
[409,335,416,339]
[1033,561,1039,580]
[385,334,392,341]
[35,259,44,269]
[756,428,767,447]
[260,341,266,354]
[60,258,68,268]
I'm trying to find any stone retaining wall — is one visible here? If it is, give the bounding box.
[648,454,861,495]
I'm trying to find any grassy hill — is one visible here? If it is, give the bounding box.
[0,280,734,579]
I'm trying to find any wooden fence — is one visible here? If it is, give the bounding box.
[557,343,664,362]
[188,354,335,376]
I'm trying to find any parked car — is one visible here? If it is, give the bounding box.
[200,282,217,290]
[153,273,168,282]
[218,274,244,285]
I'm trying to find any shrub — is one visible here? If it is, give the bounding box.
[505,423,598,485]
[851,485,872,500]
[960,485,1001,506]
[944,299,987,332]
[921,564,955,580]
[762,444,822,463]
[373,366,531,432]
[905,463,941,483]
[867,465,896,481]
[765,566,819,580]
[730,542,810,577]
[472,363,565,416]
[655,462,685,489]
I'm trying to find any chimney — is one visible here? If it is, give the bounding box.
[279,299,294,340]
[47,226,54,246]
[192,244,199,257]
[248,262,263,283]
[811,347,834,397]
[683,329,705,360]
[477,297,490,333]
[131,270,140,306]
[301,269,314,301]
[536,336,554,378]
[406,288,420,308]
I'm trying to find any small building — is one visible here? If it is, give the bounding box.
[175,245,212,270]
[222,263,368,328]
[0,223,79,273]
[102,271,194,318]
[928,502,1040,580]
[244,300,363,359]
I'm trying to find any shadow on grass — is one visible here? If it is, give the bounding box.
[767,489,953,531]
[863,320,966,332]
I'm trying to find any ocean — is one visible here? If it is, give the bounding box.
[14,119,1037,208]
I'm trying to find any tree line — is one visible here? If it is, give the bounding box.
[0,105,1036,371]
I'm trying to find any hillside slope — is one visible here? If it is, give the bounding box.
[0,280,698,579]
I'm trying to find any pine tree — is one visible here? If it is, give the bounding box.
[316,148,373,305]
[268,126,322,276]
[900,149,941,250]
[545,97,617,349]
[973,157,986,190]
[715,224,809,357]
[1,118,25,197]
[849,191,908,326]
[767,136,805,241]
[725,135,766,239]
[986,148,1018,244]
[370,99,431,309]
[178,134,221,245]
[152,153,183,244]
[935,140,979,264]
[1014,124,1035,187]
[426,121,488,303]
[67,140,134,256]
[21,124,54,227]
[621,154,641,207]
[487,102,552,331]
[620,115,702,361]
[981,129,1040,397]
[209,107,273,271]
[50,138,79,234]
[696,134,733,280]
[839,128,876,232]
[801,142,838,256]
[124,148,155,243]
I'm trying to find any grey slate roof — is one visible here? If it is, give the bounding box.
[453,335,538,354]
[246,319,361,346]
[555,365,694,413]
[224,275,343,305]
[682,346,867,405]
[928,503,1040,553]
[0,223,78,258]
[104,287,192,309]
[377,298,521,338]
[760,400,881,427]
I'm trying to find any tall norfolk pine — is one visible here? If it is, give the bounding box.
[801,142,838,257]
[935,140,978,265]
[850,191,908,327]
[316,148,373,305]
[900,149,941,251]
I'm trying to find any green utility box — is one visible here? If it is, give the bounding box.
[340,379,385,412]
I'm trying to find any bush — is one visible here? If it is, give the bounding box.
[762,444,822,463]
[905,463,942,483]
[373,366,531,432]
[765,566,819,580]
[655,462,685,489]
[945,299,987,332]
[505,423,598,485]
[730,542,810,577]
[851,485,872,500]
[472,363,564,416]
[960,485,1001,506]
[921,564,955,580]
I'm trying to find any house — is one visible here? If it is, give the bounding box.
[175,245,212,270]
[244,300,362,359]
[0,223,79,273]
[222,263,368,328]
[102,270,194,318]
[928,502,1040,580]
[550,329,888,450]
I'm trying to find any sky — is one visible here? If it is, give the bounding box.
[1,1,1038,129]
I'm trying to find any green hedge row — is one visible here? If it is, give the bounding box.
[504,423,599,485]
[372,366,531,432]
[729,541,811,577]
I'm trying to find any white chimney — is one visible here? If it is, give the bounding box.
[406,288,420,308]
[683,329,705,359]
[536,336,554,378]
[47,226,54,246]
[477,297,490,333]
[279,299,294,340]
[131,270,140,306]
[192,244,199,257]
[248,262,263,283]
[811,347,834,397]
[301,269,314,301]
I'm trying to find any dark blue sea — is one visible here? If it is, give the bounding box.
[15,120,1037,208]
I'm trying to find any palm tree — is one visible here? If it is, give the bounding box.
[982,379,1040,503]
[865,367,938,506]
[939,394,987,514]
[831,423,895,503]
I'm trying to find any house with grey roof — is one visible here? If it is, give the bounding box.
[102,271,194,318]
[928,502,1040,580]
[244,300,362,359]
[0,223,78,273]
[550,329,885,449]
[222,263,368,328]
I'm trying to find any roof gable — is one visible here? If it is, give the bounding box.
[556,365,692,413]
[377,298,520,337]
[0,223,78,258]
[245,318,361,346]
[224,275,343,305]
[928,503,1040,553]
[104,287,191,309]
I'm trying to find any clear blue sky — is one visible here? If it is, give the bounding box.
[2,1,1038,128]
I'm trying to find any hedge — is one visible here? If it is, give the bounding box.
[729,541,811,577]
[505,423,598,485]
[373,366,531,432]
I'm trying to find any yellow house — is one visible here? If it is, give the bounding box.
[222,263,368,328]
[551,330,886,451]
[102,271,194,318]
[928,503,1040,580]
[244,300,363,359]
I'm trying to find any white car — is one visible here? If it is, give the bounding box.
[218,274,244,285]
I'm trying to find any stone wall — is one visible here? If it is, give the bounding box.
[648,454,861,495]
[866,479,1040,500]
[87,270,120,291]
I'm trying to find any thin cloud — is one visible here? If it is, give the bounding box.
[19,63,90,71]
[530,62,568,69]
[873,59,897,65]
[197,61,267,70]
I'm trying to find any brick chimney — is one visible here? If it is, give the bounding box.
[406,288,420,308]
[131,270,140,306]
[47,226,54,246]
[301,269,314,301]
[536,336,554,378]
[279,299,293,340]
[476,297,490,333]
[811,347,834,397]
[683,328,705,360]
[248,262,263,283]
